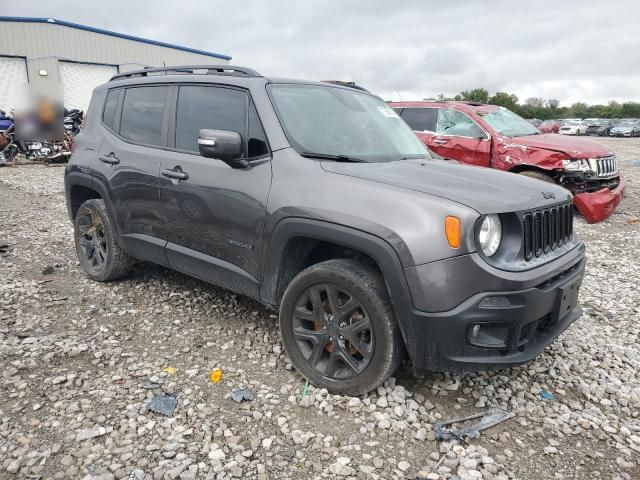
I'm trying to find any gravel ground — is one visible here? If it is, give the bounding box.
[1,137,639,480]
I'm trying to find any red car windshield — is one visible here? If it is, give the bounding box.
[477,108,540,137]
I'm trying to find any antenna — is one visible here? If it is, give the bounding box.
[395,90,404,101]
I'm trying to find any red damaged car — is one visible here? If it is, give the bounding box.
[389,101,625,223]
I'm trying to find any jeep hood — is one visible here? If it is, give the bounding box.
[321,159,571,214]
[503,133,613,158]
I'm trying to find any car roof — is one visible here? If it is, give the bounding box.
[105,65,380,97]
[388,100,501,113]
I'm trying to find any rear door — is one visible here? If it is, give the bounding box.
[158,84,272,298]
[398,107,438,150]
[95,85,170,263]
[432,108,491,166]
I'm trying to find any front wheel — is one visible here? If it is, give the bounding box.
[279,259,404,396]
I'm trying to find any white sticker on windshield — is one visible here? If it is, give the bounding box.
[377,106,400,118]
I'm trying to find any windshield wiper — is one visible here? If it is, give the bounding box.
[300,152,364,163]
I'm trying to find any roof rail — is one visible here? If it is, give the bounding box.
[110,65,261,82]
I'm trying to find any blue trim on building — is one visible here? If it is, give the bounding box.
[0,16,232,61]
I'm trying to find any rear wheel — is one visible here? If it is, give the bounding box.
[279,259,403,395]
[74,199,134,281]
[519,170,555,184]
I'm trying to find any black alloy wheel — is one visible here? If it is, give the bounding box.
[291,283,374,380]
[77,209,108,275]
[73,199,134,281]
[279,259,404,395]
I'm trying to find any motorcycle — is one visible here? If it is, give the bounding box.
[0,110,72,165]
[63,108,83,136]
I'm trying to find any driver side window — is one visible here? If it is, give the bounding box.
[436,109,485,138]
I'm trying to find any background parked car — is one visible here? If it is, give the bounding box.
[539,119,561,133]
[527,118,542,127]
[559,120,588,135]
[586,119,613,136]
[610,121,640,137]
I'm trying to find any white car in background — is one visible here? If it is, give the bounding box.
[559,120,588,135]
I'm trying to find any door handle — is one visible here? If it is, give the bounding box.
[99,153,119,164]
[432,138,449,145]
[162,167,189,181]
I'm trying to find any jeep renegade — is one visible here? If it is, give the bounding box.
[65,66,586,395]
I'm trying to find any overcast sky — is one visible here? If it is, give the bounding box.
[6,1,640,105]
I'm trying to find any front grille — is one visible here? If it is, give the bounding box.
[522,203,573,261]
[591,156,617,177]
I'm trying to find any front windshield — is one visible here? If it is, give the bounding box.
[565,121,581,126]
[477,107,540,137]
[268,84,429,162]
[618,122,633,128]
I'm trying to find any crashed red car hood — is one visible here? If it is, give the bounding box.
[505,134,614,159]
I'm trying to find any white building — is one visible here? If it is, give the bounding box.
[0,16,231,112]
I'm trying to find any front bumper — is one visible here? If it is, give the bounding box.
[573,175,626,223]
[400,247,586,373]
[610,132,632,137]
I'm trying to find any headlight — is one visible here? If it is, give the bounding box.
[562,159,591,172]
[478,214,502,257]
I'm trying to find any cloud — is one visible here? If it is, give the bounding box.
[5,0,639,105]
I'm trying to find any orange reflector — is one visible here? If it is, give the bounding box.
[445,216,461,249]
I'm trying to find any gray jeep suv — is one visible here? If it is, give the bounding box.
[65,65,586,395]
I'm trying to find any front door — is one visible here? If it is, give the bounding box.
[430,108,491,167]
[159,85,272,298]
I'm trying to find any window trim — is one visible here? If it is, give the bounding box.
[402,106,490,140]
[166,83,271,161]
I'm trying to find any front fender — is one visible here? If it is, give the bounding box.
[260,217,428,365]
[492,138,566,172]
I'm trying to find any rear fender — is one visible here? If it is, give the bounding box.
[65,170,122,240]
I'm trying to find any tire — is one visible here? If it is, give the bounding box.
[74,199,134,281]
[279,259,404,396]
[519,170,555,184]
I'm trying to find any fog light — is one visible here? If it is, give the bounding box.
[468,322,511,349]
[471,324,481,338]
[479,296,511,307]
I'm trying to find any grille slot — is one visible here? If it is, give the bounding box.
[593,156,617,177]
[522,203,572,261]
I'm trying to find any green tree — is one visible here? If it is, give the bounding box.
[525,97,546,108]
[489,92,519,109]
[547,99,560,110]
[459,88,490,103]
[621,102,640,118]
[568,102,587,118]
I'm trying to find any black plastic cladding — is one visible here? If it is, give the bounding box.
[522,202,573,261]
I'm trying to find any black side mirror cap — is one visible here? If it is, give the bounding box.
[198,129,248,168]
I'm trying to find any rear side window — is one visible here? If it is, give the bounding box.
[400,108,437,132]
[436,109,485,138]
[102,89,119,129]
[120,86,169,146]
[175,86,246,153]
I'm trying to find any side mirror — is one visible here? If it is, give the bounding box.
[198,129,248,168]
